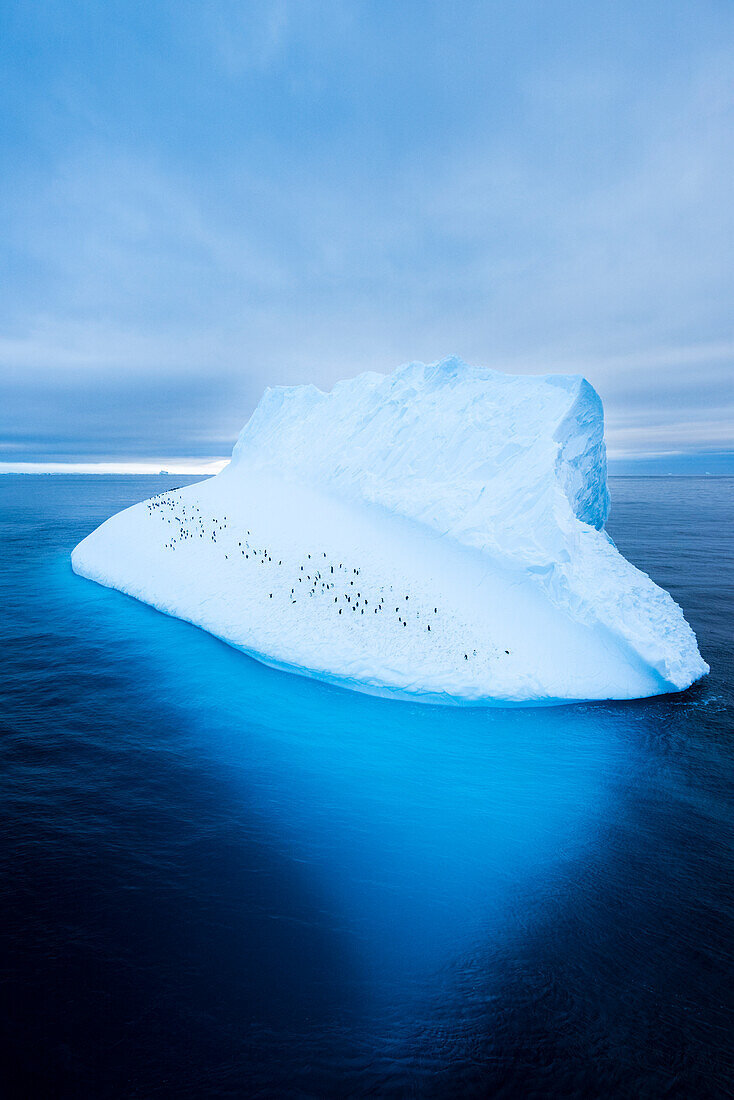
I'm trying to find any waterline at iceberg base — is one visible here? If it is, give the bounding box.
[71,357,708,705]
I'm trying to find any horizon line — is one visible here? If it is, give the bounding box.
[0,460,229,475]
[0,460,732,477]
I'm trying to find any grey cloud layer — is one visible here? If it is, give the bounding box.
[0,2,732,467]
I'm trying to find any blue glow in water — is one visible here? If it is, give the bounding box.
[1,475,732,1096]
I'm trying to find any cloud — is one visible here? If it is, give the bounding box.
[203,0,295,76]
[0,2,732,466]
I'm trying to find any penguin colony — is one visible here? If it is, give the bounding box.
[145,491,513,667]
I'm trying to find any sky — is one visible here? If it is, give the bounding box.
[1,0,733,473]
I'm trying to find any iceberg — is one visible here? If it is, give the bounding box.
[71,357,708,705]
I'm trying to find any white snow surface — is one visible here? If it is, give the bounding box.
[71,357,708,705]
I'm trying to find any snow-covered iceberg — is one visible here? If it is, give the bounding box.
[72,357,708,705]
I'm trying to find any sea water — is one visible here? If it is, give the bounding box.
[1,475,732,1096]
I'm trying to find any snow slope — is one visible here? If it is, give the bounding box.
[71,357,708,705]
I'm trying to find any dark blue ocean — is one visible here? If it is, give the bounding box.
[1,475,732,1098]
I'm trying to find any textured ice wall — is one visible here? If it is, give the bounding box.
[233,358,608,557]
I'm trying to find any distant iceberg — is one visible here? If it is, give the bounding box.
[71,357,708,705]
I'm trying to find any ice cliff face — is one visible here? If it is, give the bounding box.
[72,357,708,705]
[233,357,610,554]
